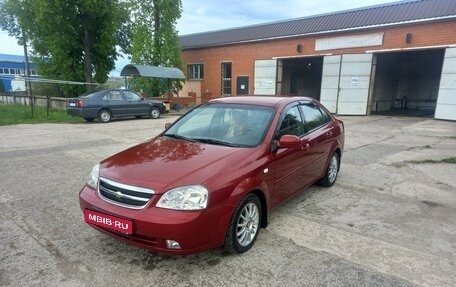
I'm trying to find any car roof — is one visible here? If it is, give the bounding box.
[79,89,137,97]
[207,95,314,108]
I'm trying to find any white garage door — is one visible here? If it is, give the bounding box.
[320,55,341,113]
[254,60,277,95]
[337,54,373,115]
[435,47,456,121]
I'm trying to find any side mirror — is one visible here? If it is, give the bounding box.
[165,123,172,129]
[278,135,301,149]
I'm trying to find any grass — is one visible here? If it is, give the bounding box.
[406,157,456,164]
[0,104,83,125]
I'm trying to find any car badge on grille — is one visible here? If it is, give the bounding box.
[115,191,123,199]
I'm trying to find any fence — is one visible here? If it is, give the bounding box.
[0,93,68,110]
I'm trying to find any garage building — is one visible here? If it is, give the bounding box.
[179,0,456,121]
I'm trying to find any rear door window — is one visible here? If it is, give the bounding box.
[299,104,331,132]
[123,91,142,101]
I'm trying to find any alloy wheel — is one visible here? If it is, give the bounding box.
[236,202,260,247]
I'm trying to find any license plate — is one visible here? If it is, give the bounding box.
[84,209,133,234]
[69,103,76,107]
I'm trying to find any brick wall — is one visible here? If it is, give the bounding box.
[182,21,456,97]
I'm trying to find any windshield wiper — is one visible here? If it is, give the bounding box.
[192,138,238,147]
[164,133,197,142]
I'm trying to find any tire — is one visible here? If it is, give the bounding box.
[224,194,261,254]
[84,118,94,122]
[317,152,340,187]
[98,109,112,123]
[150,107,161,119]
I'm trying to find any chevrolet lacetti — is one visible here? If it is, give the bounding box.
[79,96,344,255]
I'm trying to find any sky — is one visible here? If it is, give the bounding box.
[0,0,401,75]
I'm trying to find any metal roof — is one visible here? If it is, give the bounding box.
[0,54,26,62]
[120,64,185,79]
[179,0,456,49]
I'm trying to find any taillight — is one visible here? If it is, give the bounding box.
[76,99,84,108]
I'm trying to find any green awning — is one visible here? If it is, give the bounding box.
[120,64,185,79]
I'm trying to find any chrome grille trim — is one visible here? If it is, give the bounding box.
[99,185,149,203]
[98,177,155,209]
[100,177,155,195]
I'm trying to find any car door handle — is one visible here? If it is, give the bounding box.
[301,143,310,151]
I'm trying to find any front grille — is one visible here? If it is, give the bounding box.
[98,177,155,208]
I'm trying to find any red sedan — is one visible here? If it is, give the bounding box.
[79,96,344,255]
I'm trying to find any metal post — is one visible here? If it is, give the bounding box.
[22,30,33,117]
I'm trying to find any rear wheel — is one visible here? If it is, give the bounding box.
[98,109,112,123]
[224,194,261,254]
[317,152,340,187]
[150,107,161,119]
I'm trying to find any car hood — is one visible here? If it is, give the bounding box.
[99,137,256,194]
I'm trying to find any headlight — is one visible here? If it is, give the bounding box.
[156,185,208,210]
[87,163,100,189]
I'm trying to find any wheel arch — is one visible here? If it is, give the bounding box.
[250,189,268,228]
[98,108,112,116]
[333,147,342,170]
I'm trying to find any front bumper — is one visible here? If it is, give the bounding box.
[158,104,166,114]
[79,185,225,255]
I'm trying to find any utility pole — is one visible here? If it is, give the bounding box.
[22,30,33,117]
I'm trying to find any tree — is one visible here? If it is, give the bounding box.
[0,0,25,43]
[128,0,183,97]
[0,0,127,97]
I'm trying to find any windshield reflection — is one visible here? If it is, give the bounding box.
[164,103,275,147]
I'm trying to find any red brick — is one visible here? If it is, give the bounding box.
[182,21,456,96]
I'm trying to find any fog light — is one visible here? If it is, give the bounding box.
[166,240,181,249]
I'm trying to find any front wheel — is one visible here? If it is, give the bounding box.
[317,152,340,187]
[224,194,261,254]
[150,107,161,119]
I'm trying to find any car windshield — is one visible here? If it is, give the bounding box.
[164,103,275,147]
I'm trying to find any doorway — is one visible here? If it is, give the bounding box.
[371,49,445,116]
[280,57,323,99]
[236,76,249,95]
[221,62,232,95]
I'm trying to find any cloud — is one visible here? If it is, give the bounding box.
[194,7,206,16]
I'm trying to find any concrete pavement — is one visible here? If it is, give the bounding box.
[0,114,455,287]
